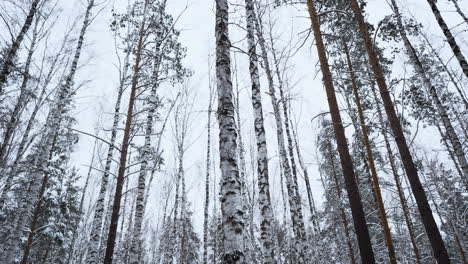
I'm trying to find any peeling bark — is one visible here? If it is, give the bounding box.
[254,4,308,262]
[215,0,245,261]
[244,0,275,262]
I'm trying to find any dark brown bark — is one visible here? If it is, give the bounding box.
[369,78,422,264]
[343,42,397,264]
[306,1,376,262]
[103,1,148,263]
[327,142,357,264]
[348,0,451,262]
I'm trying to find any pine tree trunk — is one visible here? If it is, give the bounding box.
[343,41,397,264]
[128,5,166,260]
[326,141,357,264]
[369,79,422,264]
[392,0,468,186]
[102,1,148,262]
[348,0,451,262]
[0,18,39,168]
[0,0,40,93]
[254,5,308,262]
[86,42,128,264]
[215,0,245,261]
[426,0,468,78]
[244,0,275,262]
[306,1,376,262]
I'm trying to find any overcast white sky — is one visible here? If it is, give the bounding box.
[58,0,468,234]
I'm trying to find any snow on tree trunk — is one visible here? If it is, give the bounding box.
[348,0,451,262]
[0,0,40,94]
[290,118,320,234]
[203,89,214,264]
[368,73,422,263]
[128,7,165,262]
[306,0,376,262]
[0,18,39,168]
[102,1,148,262]
[343,41,397,264]
[392,0,468,187]
[68,138,98,263]
[4,1,94,262]
[215,0,245,262]
[244,0,275,262]
[254,5,308,262]
[326,141,357,264]
[426,0,468,78]
[86,47,127,264]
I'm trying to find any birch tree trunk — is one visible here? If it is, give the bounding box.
[418,30,468,110]
[6,1,94,262]
[0,17,40,168]
[0,30,69,211]
[128,3,166,260]
[0,0,41,94]
[203,91,213,264]
[391,0,468,187]
[254,5,308,262]
[348,0,451,262]
[68,137,99,264]
[290,119,320,234]
[306,1,376,262]
[215,0,245,261]
[343,41,397,264]
[425,0,468,78]
[102,1,148,262]
[449,0,468,24]
[244,0,275,262]
[86,43,128,264]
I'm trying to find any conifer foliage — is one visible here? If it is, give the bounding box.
[0,0,466,263]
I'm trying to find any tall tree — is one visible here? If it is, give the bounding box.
[254,4,308,261]
[390,0,468,186]
[343,41,397,264]
[244,0,275,262]
[348,0,451,262]
[306,0,376,262]
[3,0,95,262]
[102,1,149,262]
[425,0,468,78]
[0,0,41,93]
[215,0,245,261]
[85,8,132,262]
